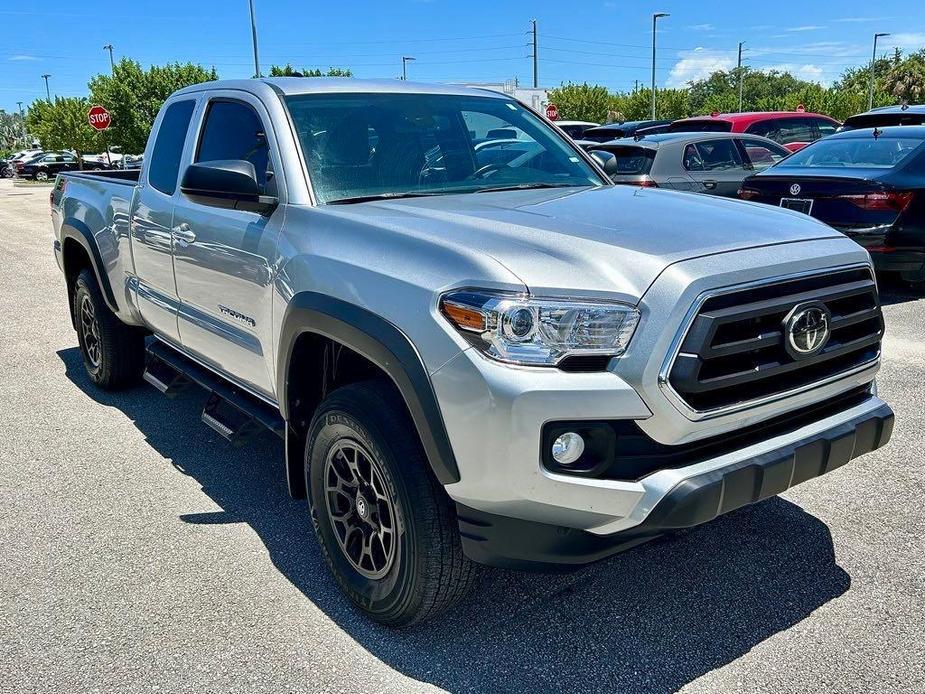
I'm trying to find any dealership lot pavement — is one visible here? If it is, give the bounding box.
[1,178,923,693]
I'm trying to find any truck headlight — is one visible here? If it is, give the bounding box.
[439,290,640,366]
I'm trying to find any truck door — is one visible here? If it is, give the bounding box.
[170,93,284,399]
[131,98,197,342]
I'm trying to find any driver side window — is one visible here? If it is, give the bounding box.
[196,100,273,195]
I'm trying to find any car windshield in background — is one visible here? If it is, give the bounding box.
[776,136,924,169]
[285,93,603,203]
[595,146,656,174]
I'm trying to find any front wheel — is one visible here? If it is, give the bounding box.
[306,381,478,627]
[34,170,49,181]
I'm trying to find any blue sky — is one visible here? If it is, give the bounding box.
[2,0,923,113]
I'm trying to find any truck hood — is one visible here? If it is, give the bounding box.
[316,185,843,301]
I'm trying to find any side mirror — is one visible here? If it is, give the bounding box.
[180,159,277,214]
[590,150,618,176]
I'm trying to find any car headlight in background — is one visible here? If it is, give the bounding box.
[439,290,639,366]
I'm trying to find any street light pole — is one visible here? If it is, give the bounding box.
[402,56,415,80]
[651,13,669,120]
[16,101,27,148]
[869,32,890,110]
[41,74,51,100]
[531,19,538,89]
[248,0,261,78]
[737,41,746,112]
[103,44,114,73]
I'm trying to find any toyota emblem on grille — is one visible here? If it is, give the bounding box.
[783,302,831,359]
[790,183,802,196]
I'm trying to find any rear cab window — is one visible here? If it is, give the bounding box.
[148,100,196,195]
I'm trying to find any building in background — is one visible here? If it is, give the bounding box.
[460,79,549,114]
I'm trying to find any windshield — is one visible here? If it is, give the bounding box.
[775,135,924,169]
[285,92,603,203]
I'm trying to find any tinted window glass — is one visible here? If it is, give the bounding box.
[776,136,924,169]
[739,138,790,171]
[816,121,838,137]
[286,93,602,204]
[693,139,744,171]
[668,120,733,133]
[149,100,195,195]
[747,118,817,145]
[196,100,270,192]
[593,146,656,174]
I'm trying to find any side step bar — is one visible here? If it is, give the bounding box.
[145,340,285,445]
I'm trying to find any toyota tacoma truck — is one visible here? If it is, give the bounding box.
[52,79,893,626]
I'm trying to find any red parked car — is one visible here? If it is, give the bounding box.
[662,109,840,152]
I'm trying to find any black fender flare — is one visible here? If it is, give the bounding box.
[60,217,119,314]
[278,292,461,489]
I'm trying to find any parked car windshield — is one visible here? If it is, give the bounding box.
[775,135,924,169]
[285,92,603,203]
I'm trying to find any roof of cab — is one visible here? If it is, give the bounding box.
[173,78,510,99]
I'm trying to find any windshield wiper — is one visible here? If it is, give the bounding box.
[327,191,449,205]
[473,182,583,194]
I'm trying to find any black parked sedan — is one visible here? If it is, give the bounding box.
[739,126,925,283]
[19,151,103,180]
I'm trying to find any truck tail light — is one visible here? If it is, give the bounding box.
[738,188,760,200]
[637,177,658,188]
[838,191,914,213]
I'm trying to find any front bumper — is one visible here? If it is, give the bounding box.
[458,399,893,570]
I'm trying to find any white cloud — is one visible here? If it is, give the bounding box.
[833,16,891,23]
[688,23,715,32]
[888,33,925,50]
[786,25,825,32]
[666,48,736,87]
[8,54,39,61]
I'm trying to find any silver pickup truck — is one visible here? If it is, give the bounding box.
[52,78,893,626]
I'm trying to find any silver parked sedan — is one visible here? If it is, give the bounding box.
[579,132,791,196]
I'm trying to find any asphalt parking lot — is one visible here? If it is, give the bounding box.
[0,178,923,693]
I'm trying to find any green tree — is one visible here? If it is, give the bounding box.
[547,83,612,122]
[268,64,352,77]
[0,110,27,150]
[26,97,105,164]
[883,48,925,103]
[88,58,218,153]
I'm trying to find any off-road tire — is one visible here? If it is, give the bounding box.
[306,380,479,627]
[73,268,145,389]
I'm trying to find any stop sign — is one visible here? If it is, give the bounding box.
[545,103,559,121]
[87,105,111,131]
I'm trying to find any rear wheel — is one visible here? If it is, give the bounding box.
[305,381,478,627]
[73,268,145,389]
[35,170,48,181]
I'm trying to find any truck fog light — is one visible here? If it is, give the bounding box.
[551,432,585,465]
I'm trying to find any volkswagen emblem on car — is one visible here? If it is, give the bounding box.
[789,183,802,196]
[783,302,831,359]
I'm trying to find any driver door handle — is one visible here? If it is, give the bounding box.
[173,222,196,244]
[702,180,718,190]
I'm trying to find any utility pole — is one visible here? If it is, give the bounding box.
[41,74,51,100]
[531,19,538,89]
[651,13,669,120]
[103,44,114,72]
[248,0,261,78]
[17,101,27,148]
[737,41,745,112]
[869,32,890,110]
[401,56,415,80]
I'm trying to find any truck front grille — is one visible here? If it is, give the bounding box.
[666,267,883,413]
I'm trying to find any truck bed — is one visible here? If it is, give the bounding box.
[64,169,140,185]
